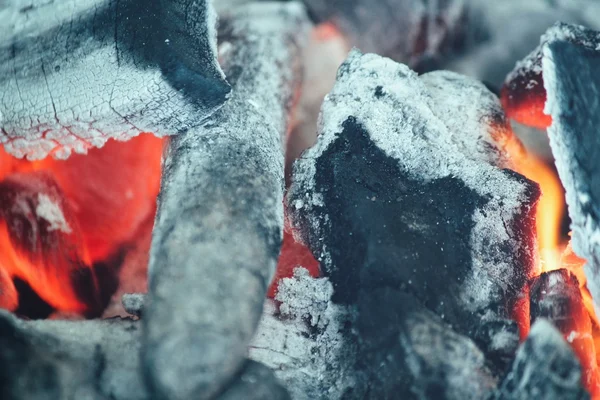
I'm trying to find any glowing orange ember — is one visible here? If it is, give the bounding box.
[0,134,164,316]
[501,70,552,129]
[500,81,600,397]
[268,229,320,298]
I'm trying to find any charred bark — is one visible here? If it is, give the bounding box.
[143,3,309,400]
[0,0,229,160]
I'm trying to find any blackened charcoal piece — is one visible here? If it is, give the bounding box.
[302,0,467,67]
[251,269,497,400]
[218,361,291,400]
[495,319,589,400]
[501,23,600,129]
[356,289,497,400]
[540,24,600,317]
[143,4,309,400]
[530,269,599,393]
[0,0,229,160]
[0,310,142,400]
[289,51,538,355]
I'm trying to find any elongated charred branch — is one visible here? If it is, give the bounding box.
[143,3,309,400]
[0,0,229,159]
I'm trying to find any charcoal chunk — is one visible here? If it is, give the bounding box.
[495,319,589,400]
[355,289,497,399]
[530,269,599,393]
[143,4,309,400]
[501,23,600,129]
[536,23,600,315]
[0,310,142,400]
[289,50,539,353]
[218,361,291,400]
[0,0,229,159]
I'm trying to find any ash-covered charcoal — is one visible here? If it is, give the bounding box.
[494,319,589,400]
[218,360,291,400]
[143,3,309,400]
[301,0,467,68]
[538,23,600,317]
[501,22,600,129]
[0,172,107,317]
[288,50,539,366]
[0,310,143,400]
[0,0,229,160]
[357,290,497,399]
[529,269,599,393]
[252,268,497,399]
[121,293,146,318]
[250,268,358,399]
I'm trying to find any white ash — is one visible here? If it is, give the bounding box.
[291,49,536,316]
[0,0,229,160]
[250,270,357,400]
[35,193,72,234]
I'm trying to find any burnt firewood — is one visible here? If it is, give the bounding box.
[530,269,599,393]
[494,319,589,400]
[301,0,468,68]
[143,3,309,400]
[0,0,229,160]
[217,360,291,400]
[288,50,539,364]
[250,268,497,400]
[537,24,600,320]
[501,23,600,129]
[0,310,141,400]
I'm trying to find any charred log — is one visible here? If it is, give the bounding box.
[288,50,539,373]
[495,319,589,400]
[143,3,309,400]
[0,0,229,160]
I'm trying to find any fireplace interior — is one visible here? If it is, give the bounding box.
[1,0,600,399]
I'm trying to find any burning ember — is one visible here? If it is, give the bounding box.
[0,134,164,317]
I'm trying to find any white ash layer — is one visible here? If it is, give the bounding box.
[0,0,229,160]
[143,3,310,400]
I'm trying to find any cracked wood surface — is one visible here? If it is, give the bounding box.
[0,0,229,159]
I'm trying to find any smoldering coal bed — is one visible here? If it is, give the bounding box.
[1,1,600,400]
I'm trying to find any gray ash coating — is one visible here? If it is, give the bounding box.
[0,0,229,159]
[541,22,600,317]
[143,3,309,400]
[495,319,589,400]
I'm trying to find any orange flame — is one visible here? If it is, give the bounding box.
[0,134,164,316]
[500,122,600,397]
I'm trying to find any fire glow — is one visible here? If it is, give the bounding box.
[501,87,600,397]
[0,135,164,317]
